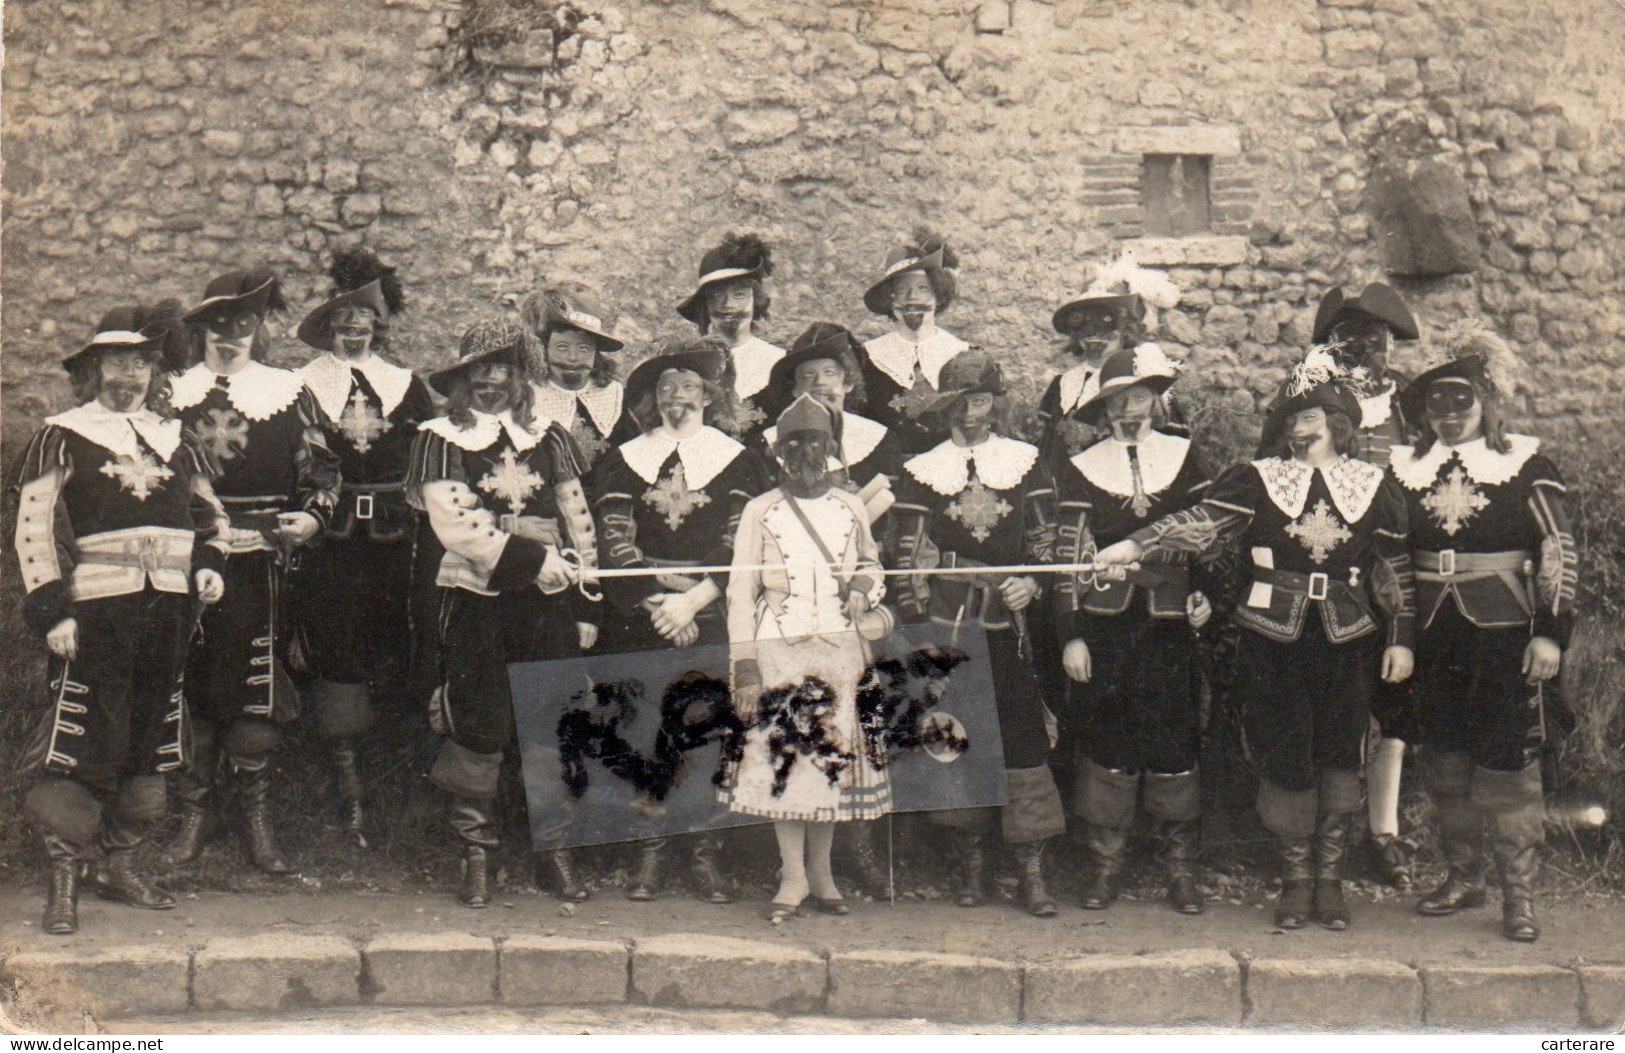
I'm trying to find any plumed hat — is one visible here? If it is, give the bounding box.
[1073,344,1182,423]
[297,248,406,351]
[1399,325,1522,423]
[1052,250,1181,334]
[185,266,287,323]
[863,229,959,316]
[1312,283,1419,343]
[676,232,773,324]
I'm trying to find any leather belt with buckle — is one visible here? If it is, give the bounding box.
[1307,572,1330,601]
[1437,549,1456,576]
[355,494,374,520]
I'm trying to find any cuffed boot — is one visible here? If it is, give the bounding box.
[95,815,176,910]
[1078,824,1129,910]
[542,849,590,902]
[1275,837,1314,929]
[160,754,221,869]
[691,835,732,904]
[1312,811,1354,931]
[1156,819,1205,915]
[1419,753,1487,916]
[447,796,498,909]
[1496,839,1541,943]
[626,838,666,901]
[42,833,83,936]
[1011,840,1058,917]
[1480,763,1544,943]
[231,756,290,874]
[330,740,369,850]
[1371,833,1416,892]
[952,827,989,908]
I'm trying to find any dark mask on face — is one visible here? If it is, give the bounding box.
[779,433,833,497]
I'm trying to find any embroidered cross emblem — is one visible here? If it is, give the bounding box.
[1286,498,1352,564]
[1421,464,1490,537]
[477,447,544,517]
[195,407,249,462]
[100,452,174,501]
[946,479,1013,543]
[570,416,608,468]
[644,463,711,531]
[338,389,389,454]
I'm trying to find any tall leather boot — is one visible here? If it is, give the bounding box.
[160,739,221,868]
[1274,836,1314,929]
[1011,840,1058,917]
[691,835,733,904]
[952,827,988,908]
[42,833,83,936]
[1078,824,1129,910]
[1419,753,1487,916]
[231,756,291,874]
[1481,763,1544,943]
[447,796,498,908]
[1156,819,1205,915]
[331,740,369,850]
[1312,811,1354,931]
[1496,837,1541,943]
[626,838,666,901]
[542,849,590,902]
[95,815,176,910]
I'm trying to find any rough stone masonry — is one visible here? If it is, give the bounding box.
[2,0,1623,444]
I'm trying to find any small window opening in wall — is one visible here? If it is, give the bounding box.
[1142,154,1212,237]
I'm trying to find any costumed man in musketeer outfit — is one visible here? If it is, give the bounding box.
[856,231,970,455]
[676,233,784,442]
[293,249,433,849]
[520,281,635,476]
[1097,349,1417,931]
[1040,252,1184,477]
[592,339,772,902]
[1313,282,1421,889]
[891,349,1065,917]
[1053,345,1214,915]
[726,394,893,920]
[161,269,341,875]
[405,321,593,908]
[755,322,903,897]
[1390,329,1575,943]
[12,304,229,935]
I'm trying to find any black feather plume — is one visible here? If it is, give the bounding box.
[241,265,288,315]
[909,227,958,271]
[329,247,406,315]
[134,298,192,374]
[719,231,773,278]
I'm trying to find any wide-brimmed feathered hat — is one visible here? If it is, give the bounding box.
[428,320,532,394]
[1312,283,1419,343]
[1399,326,1522,423]
[623,343,731,409]
[185,267,287,323]
[862,230,958,316]
[297,248,406,351]
[1052,251,1181,335]
[920,348,1005,418]
[1073,344,1182,424]
[1258,347,1365,451]
[536,282,623,352]
[676,233,773,324]
[62,301,188,373]
[762,322,862,418]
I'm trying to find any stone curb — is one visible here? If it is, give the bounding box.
[1,934,1612,1030]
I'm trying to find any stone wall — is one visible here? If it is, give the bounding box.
[4,0,1624,444]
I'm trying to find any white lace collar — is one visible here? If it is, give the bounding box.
[730,335,785,400]
[1252,455,1384,522]
[762,411,889,471]
[169,361,305,421]
[1057,363,1101,414]
[47,401,183,462]
[619,425,744,488]
[1357,382,1396,430]
[298,353,415,421]
[419,409,541,453]
[862,328,970,390]
[1389,434,1540,491]
[531,379,624,436]
[1070,430,1188,498]
[904,434,1040,496]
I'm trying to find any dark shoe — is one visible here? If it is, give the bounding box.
[1313,811,1354,931]
[1419,787,1485,915]
[1417,873,1488,915]
[1011,840,1058,917]
[1274,836,1314,929]
[627,838,666,901]
[691,837,732,904]
[331,741,369,851]
[1371,833,1414,891]
[233,758,290,874]
[96,851,177,910]
[951,827,988,908]
[42,834,81,936]
[1502,891,1540,942]
[543,849,590,902]
[159,769,222,868]
[1157,818,1204,915]
[765,901,801,921]
[459,845,491,908]
[1078,824,1128,911]
[813,897,850,916]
